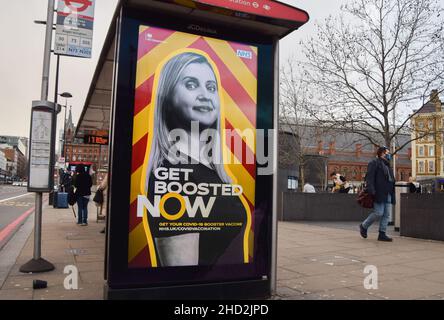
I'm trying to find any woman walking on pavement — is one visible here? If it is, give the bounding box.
[74,164,92,226]
[359,146,395,242]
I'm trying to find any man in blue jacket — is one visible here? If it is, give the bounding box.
[359,146,395,242]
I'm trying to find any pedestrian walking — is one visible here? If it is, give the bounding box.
[74,164,92,226]
[359,146,395,242]
[96,174,108,234]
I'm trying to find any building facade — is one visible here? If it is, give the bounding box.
[0,136,28,156]
[61,107,109,183]
[0,147,27,180]
[279,123,412,192]
[0,149,7,183]
[411,90,444,180]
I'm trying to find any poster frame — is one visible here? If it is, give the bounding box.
[105,6,276,299]
[27,101,57,193]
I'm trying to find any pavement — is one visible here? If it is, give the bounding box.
[1,201,444,300]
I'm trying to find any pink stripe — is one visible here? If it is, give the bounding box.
[0,207,35,243]
[228,43,257,78]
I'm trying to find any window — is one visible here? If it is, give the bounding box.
[287,176,297,190]
[428,120,433,129]
[418,161,424,173]
[429,161,435,173]
[429,146,435,157]
[428,134,434,142]
[417,121,424,129]
[418,146,424,156]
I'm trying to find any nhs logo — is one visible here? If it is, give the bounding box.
[236,49,252,60]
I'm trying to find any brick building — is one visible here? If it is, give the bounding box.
[61,107,109,183]
[410,90,444,180]
[0,147,27,180]
[279,123,412,192]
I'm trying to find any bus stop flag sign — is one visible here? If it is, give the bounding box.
[55,0,95,58]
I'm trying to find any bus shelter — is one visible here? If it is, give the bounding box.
[75,0,309,300]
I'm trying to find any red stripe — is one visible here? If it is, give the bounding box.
[134,76,154,116]
[128,245,151,268]
[0,207,34,243]
[129,200,142,233]
[228,43,257,78]
[188,38,257,126]
[225,120,256,179]
[137,27,176,60]
[131,134,148,173]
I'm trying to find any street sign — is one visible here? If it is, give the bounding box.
[28,101,56,192]
[54,0,95,58]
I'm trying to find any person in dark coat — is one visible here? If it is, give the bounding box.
[359,146,395,241]
[74,164,92,226]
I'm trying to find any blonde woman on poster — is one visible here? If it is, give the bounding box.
[142,51,249,267]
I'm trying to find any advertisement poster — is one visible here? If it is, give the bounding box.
[128,25,258,268]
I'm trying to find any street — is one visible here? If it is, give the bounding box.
[0,186,35,249]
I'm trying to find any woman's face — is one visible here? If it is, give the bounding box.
[170,62,220,128]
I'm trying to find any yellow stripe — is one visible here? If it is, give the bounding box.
[136,33,199,87]
[130,167,143,204]
[139,26,149,34]
[142,207,157,267]
[205,38,257,103]
[132,106,150,144]
[251,46,258,55]
[223,89,255,152]
[226,152,255,205]
[249,229,254,257]
[128,223,147,262]
[239,194,251,263]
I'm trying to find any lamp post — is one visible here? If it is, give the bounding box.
[59,92,72,159]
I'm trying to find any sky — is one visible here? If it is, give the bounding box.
[0,0,347,139]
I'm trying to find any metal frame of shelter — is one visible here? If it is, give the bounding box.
[75,0,309,300]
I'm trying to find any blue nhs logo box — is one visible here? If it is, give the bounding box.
[236,49,252,59]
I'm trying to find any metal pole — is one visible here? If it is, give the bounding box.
[54,54,60,188]
[392,114,396,177]
[41,0,54,101]
[54,54,60,108]
[270,40,279,296]
[36,0,55,258]
[20,0,55,273]
[33,193,43,259]
[62,101,67,158]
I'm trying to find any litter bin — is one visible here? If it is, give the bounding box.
[395,182,409,231]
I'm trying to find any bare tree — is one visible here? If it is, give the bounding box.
[301,0,444,154]
[280,59,340,189]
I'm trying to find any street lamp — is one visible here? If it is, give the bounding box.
[59,92,72,159]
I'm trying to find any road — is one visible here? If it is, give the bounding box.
[0,186,35,248]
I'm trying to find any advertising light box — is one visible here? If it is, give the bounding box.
[129,25,258,269]
[106,7,276,299]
